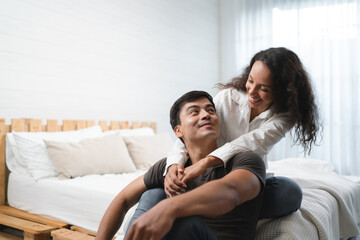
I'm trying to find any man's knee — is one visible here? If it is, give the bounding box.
[138,188,166,210]
[164,216,217,240]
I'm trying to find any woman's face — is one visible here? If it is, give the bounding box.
[246,61,273,117]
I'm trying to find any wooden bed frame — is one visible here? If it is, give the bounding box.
[0,118,156,240]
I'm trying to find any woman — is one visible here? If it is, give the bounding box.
[127,47,320,232]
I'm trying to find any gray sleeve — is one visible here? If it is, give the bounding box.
[226,152,266,187]
[143,158,167,189]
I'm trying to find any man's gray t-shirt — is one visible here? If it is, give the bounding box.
[143,152,266,240]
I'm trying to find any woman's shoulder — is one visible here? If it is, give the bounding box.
[215,88,247,105]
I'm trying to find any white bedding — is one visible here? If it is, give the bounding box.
[256,158,360,240]
[8,158,360,239]
[7,171,145,237]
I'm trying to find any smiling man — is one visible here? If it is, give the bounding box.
[96,91,266,240]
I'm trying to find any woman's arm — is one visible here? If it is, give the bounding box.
[164,138,188,172]
[180,104,291,184]
[210,112,292,166]
[163,139,188,196]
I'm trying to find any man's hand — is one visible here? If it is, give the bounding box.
[125,201,176,240]
[180,159,208,183]
[164,157,223,197]
[164,164,186,197]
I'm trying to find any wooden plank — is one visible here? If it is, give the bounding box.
[140,122,149,128]
[131,122,140,129]
[0,231,22,240]
[120,121,129,129]
[62,120,75,131]
[70,226,96,237]
[28,119,42,132]
[0,213,54,234]
[11,119,26,132]
[150,122,157,133]
[86,121,95,128]
[0,207,68,229]
[110,121,120,130]
[75,121,86,130]
[46,120,58,132]
[24,231,50,240]
[98,121,108,132]
[0,119,6,206]
[51,228,95,240]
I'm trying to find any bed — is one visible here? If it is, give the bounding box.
[0,118,359,240]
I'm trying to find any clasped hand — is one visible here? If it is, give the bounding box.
[164,157,211,197]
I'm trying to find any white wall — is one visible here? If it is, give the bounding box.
[0,0,220,134]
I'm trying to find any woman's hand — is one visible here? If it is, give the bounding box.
[164,156,223,197]
[180,160,207,183]
[164,164,186,197]
[181,156,224,183]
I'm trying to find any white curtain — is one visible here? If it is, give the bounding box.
[220,0,360,176]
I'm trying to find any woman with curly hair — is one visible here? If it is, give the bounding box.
[129,47,321,228]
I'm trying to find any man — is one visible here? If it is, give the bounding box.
[96,91,266,240]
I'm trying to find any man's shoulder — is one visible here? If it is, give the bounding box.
[226,152,266,183]
[143,158,167,189]
[228,152,263,165]
[152,157,168,171]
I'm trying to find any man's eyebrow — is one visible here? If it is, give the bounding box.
[186,104,215,112]
[249,74,272,88]
[185,105,199,112]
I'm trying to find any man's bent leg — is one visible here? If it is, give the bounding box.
[125,188,166,236]
[163,216,218,240]
[259,176,302,219]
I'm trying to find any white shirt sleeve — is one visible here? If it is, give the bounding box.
[164,138,188,175]
[208,112,292,166]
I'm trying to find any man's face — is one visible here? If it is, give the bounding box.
[174,97,220,144]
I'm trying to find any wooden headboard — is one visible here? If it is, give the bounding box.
[0,118,156,206]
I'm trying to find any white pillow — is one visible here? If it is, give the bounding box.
[11,125,102,180]
[44,133,137,178]
[123,134,174,170]
[102,127,155,136]
[6,134,28,175]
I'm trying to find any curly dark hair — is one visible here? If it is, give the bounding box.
[219,47,321,154]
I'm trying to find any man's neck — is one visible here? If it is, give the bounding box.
[185,140,218,164]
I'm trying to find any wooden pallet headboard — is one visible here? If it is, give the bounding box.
[0,118,156,206]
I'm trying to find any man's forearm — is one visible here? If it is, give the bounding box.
[96,198,128,240]
[164,169,261,219]
[96,176,147,240]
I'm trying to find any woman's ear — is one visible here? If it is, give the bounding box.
[174,125,183,138]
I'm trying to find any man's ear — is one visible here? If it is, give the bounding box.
[174,125,184,138]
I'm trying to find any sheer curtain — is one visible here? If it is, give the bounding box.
[220,0,360,176]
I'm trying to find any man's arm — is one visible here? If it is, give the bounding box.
[126,169,262,240]
[96,175,147,240]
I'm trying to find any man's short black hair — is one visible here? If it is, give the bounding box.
[170,90,215,130]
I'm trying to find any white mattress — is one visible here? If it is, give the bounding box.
[8,158,360,240]
[7,171,145,237]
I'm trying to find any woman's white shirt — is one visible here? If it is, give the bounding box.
[165,88,292,171]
